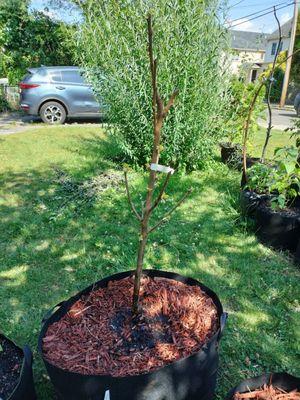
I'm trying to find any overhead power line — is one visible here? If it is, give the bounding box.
[228,2,295,29]
[230,1,291,22]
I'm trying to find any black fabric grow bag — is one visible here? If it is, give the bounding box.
[0,334,36,400]
[240,190,300,258]
[220,143,242,167]
[39,269,227,400]
[225,372,300,400]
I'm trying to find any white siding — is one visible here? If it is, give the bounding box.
[264,37,290,63]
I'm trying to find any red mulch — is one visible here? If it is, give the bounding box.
[234,385,300,400]
[43,275,219,377]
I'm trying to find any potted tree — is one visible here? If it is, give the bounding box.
[242,145,300,258]
[39,16,227,400]
[0,333,36,400]
[220,77,264,169]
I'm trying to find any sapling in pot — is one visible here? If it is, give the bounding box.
[39,15,227,400]
[220,77,264,168]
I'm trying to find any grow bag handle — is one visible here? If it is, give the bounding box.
[42,301,66,325]
[218,312,228,339]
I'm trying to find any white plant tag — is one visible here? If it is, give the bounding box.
[150,163,174,174]
[104,390,110,400]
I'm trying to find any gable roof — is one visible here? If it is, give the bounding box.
[268,18,293,40]
[230,30,269,51]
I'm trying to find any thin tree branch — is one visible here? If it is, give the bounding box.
[164,89,179,116]
[124,171,142,221]
[148,188,193,234]
[241,48,300,183]
[150,172,172,212]
[261,6,282,163]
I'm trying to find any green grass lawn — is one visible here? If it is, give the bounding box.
[0,125,299,399]
[250,127,296,159]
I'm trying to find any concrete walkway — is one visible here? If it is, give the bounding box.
[258,106,298,130]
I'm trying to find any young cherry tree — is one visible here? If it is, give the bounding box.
[124,15,192,314]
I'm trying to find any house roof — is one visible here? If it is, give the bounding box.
[230,30,269,51]
[268,18,293,40]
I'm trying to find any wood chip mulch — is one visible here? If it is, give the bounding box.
[43,275,219,377]
[234,385,300,400]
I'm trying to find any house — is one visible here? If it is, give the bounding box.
[229,19,293,83]
[229,30,269,82]
[263,18,293,65]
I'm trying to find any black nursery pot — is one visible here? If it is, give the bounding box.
[225,372,300,400]
[0,334,36,400]
[220,142,241,166]
[39,269,227,400]
[241,190,300,257]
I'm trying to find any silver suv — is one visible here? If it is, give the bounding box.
[19,66,102,124]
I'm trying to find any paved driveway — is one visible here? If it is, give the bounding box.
[0,111,102,134]
[258,107,298,130]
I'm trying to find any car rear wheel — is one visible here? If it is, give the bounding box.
[40,101,67,124]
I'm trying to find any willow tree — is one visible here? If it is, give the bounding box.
[76,0,230,171]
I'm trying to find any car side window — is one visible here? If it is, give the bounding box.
[50,72,63,82]
[61,70,85,84]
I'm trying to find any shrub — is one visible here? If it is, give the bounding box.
[223,77,265,144]
[0,93,10,112]
[76,0,230,171]
[246,146,300,209]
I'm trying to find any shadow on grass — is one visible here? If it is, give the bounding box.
[0,135,299,399]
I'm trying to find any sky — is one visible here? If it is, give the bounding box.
[227,0,295,33]
[30,0,295,33]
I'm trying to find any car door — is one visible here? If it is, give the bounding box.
[51,70,101,116]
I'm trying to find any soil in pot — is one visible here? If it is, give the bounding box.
[234,384,300,400]
[42,275,219,377]
[0,336,23,400]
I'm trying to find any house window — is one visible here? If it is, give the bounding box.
[278,42,283,52]
[271,42,277,55]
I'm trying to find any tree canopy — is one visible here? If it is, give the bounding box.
[0,0,76,84]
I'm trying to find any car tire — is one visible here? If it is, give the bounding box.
[40,101,67,125]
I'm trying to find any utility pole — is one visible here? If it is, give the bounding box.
[279,1,298,108]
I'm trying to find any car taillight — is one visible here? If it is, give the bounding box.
[19,83,40,90]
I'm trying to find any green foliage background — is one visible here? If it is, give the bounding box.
[224,77,265,144]
[0,0,76,84]
[76,0,230,171]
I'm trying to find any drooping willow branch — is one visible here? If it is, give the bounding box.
[124,15,191,314]
[260,7,282,163]
[242,47,300,184]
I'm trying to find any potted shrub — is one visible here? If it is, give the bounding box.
[0,333,36,400]
[241,145,300,259]
[225,372,300,400]
[220,77,264,169]
[38,16,227,400]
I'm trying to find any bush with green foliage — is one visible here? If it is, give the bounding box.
[0,93,10,112]
[224,77,265,144]
[76,0,230,171]
[261,51,286,104]
[246,146,300,209]
[0,0,76,84]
